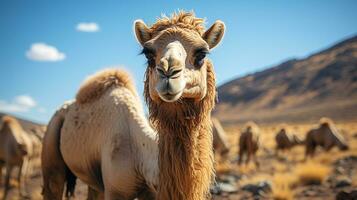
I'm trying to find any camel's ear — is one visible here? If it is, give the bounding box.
[134,20,151,46]
[203,20,225,49]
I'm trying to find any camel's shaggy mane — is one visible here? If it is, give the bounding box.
[149,11,206,36]
[319,117,335,128]
[76,68,136,104]
[144,60,216,200]
[318,117,345,141]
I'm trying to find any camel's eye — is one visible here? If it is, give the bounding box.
[141,47,156,67]
[194,48,208,68]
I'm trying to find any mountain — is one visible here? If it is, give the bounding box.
[214,35,357,124]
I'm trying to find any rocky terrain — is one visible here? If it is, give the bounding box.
[1,120,356,200]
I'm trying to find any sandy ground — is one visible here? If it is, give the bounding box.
[1,122,357,200]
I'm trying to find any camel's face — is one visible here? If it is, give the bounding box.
[134,20,225,102]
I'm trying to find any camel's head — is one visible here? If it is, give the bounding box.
[279,128,286,134]
[134,12,225,103]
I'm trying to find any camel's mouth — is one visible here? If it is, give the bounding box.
[158,91,183,102]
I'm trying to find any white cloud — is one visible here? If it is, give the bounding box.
[0,95,37,113]
[76,22,100,32]
[15,95,37,108]
[26,43,66,62]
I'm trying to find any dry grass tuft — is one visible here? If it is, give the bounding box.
[216,162,232,175]
[271,173,296,200]
[294,161,330,185]
[272,188,294,200]
[237,163,257,174]
[273,161,289,173]
[238,173,272,189]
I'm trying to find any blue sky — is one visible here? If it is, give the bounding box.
[0,0,357,123]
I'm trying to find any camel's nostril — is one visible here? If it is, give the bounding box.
[156,68,166,78]
[169,69,182,78]
[156,66,182,79]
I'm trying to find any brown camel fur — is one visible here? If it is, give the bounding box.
[305,118,349,159]
[136,11,225,200]
[238,122,260,167]
[275,127,303,155]
[0,116,33,200]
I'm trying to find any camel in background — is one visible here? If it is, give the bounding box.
[238,122,260,167]
[212,118,230,158]
[0,116,33,200]
[305,118,349,159]
[42,11,225,200]
[275,127,303,155]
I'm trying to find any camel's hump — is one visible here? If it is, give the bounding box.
[76,68,136,104]
[1,115,20,126]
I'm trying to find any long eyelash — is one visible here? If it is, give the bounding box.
[139,49,144,55]
[140,47,155,56]
[139,48,148,56]
[140,48,146,55]
[194,48,210,55]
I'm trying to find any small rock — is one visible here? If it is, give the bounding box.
[218,182,238,193]
[336,190,357,200]
[210,185,221,195]
[218,174,240,184]
[335,178,352,188]
[336,166,345,174]
[242,180,272,196]
[305,190,316,196]
[210,182,238,195]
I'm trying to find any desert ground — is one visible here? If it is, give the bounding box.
[1,121,356,200]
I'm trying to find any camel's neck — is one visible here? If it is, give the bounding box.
[156,115,214,200]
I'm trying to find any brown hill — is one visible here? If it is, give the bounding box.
[0,112,46,136]
[214,35,357,124]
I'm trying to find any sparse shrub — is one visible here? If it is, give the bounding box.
[273,161,288,173]
[272,188,294,200]
[216,162,232,174]
[272,173,296,200]
[294,161,330,185]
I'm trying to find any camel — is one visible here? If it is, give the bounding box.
[41,69,158,200]
[137,11,224,200]
[305,118,349,159]
[238,122,260,167]
[212,118,230,158]
[275,127,303,154]
[0,116,33,200]
[41,11,225,200]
